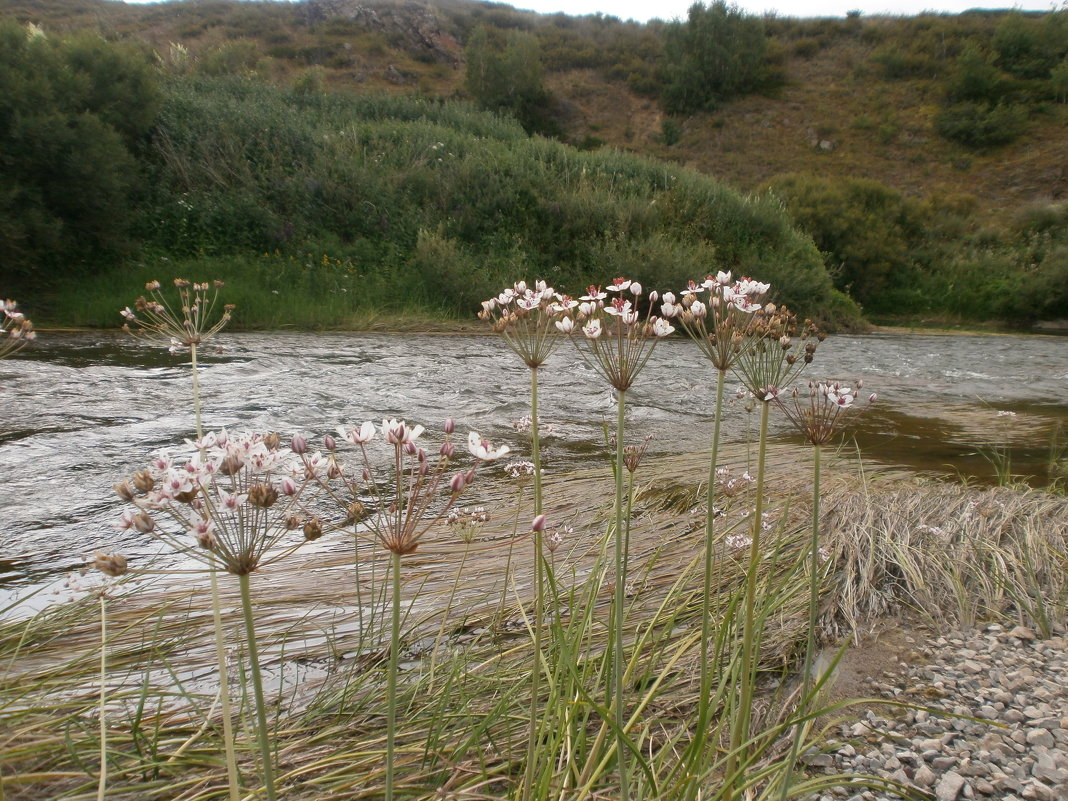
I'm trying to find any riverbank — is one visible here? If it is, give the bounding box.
[4,439,1067,799]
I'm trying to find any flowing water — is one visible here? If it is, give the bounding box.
[1,330,1066,613]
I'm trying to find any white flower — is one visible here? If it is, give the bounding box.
[555,316,575,334]
[382,419,423,444]
[583,319,602,339]
[652,317,675,337]
[340,421,376,444]
[467,431,510,461]
[607,278,632,293]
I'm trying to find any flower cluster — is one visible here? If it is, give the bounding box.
[328,418,508,555]
[479,280,576,368]
[733,304,824,400]
[115,430,324,575]
[775,380,876,446]
[557,278,675,392]
[660,272,769,372]
[121,279,234,353]
[447,506,490,543]
[1,299,35,358]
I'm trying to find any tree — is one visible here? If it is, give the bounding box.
[0,22,159,282]
[464,25,557,136]
[660,1,772,114]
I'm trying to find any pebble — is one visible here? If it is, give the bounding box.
[805,623,1068,800]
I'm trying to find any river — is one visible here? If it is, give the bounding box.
[1,330,1065,612]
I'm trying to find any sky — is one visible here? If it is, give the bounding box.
[499,0,1062,22]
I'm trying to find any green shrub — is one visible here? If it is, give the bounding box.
[934,101,1028,147]
[660,1,775,113]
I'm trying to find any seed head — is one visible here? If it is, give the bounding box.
[247,483,279,508]
[90,551,128,578]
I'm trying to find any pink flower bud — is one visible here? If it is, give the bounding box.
[404,441,417,456]
[290,434,308,454]
[281,476,297,496]
[868,393,877,403]
[323,434,337,451]
[449,472,466,493]
[440,441,456,459]
[531,514,547,532]
[443,418,455,435]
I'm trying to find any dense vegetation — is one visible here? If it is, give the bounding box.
[2,0,1067,327]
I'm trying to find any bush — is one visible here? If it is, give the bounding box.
[0,22,159,282]
[934,101,1028,147]
[660,1,775,114]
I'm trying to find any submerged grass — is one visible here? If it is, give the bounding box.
[5,440,1067,800]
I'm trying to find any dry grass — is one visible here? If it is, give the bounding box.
[3,441,1066,799]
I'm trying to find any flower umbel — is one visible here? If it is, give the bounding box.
[479,280,573,368]
[1,298,36,359]
[117,431,325,575]
[331,419,493,556]
[121,279,234,352]
[662,272,767,372]
[733,304,823,400]
[775,380,876,446]
[558,279,675,391]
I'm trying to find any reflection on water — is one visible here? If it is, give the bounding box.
[1,330,1066,608]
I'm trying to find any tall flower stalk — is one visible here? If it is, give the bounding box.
[120,278,240,800]
[1,299,35,359]
[661,272,766,792]
[116,430,330,801]
[88,552,127,801]
[479,279,570,800]
[774,380,874,799]
[329,418,506,801]
[728,304,822,798]
[559,277,674,801]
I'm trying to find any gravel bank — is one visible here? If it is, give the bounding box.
[808,623,1068,801]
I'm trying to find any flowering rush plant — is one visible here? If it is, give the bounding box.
[660,271,769,371]
[478,280,577,368]
[775,380,876,446]
[121,279,234,353]
[329,418,509,555]
[557,277,675,391]
[733,303,824,401]
[1,298,35,358]
[115,430,328,575]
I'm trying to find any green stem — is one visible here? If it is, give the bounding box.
[210,570,242,801]
[729,399,770,797]
[191,344,241,800]
[97,593,107,801]
[190,343,203,440]
[522,366,544,801]
[386,552,402,801]
[613,389,630,801]
[687,368,726,797]
[781,445,822,801]
[238,572,278,801]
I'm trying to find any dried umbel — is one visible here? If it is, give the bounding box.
[117,430,330,575]
[1,298,36,359]
[90,551,129,578]
[775,380,876,446]
[733,304,824,400]
[479,280,574,368]
[120,279,234,352]
[557,278,675,392]
[661,271,767,372]
[331,418,507,556]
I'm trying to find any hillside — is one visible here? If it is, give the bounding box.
[2,0,1066,326]
[6,0,1064,214]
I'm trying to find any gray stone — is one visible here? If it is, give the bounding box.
[936,771,967,801]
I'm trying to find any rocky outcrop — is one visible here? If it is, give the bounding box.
[302,0,462,65]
